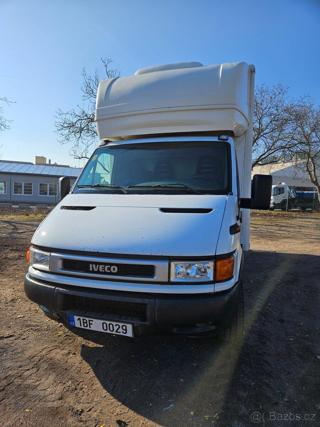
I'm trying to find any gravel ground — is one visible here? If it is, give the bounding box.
[0,211,319,427]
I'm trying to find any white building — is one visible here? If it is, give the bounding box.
[0,157,82,205]
[253,161,316,188]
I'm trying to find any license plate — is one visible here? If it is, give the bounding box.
[68,314,133,337]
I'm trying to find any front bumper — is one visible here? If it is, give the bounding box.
[25,273,242,337]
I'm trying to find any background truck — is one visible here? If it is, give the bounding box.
[270,183,296,210]
[25,61,271,340]
[271,183,318,211]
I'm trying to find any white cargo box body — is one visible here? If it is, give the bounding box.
[96,61,255,250]
[95,62,254,140]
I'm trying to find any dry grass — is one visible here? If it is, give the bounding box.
[0,206,50,222]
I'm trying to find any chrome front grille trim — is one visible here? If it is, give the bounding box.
[49,252,169,283]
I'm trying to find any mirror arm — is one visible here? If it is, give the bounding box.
[239,198,252,209]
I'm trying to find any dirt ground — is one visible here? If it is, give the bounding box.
[0,211,319,427]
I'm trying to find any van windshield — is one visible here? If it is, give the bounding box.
[74,141,231,195]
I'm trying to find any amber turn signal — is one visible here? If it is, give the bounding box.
[215,256,234,282]
[25,248,30,264]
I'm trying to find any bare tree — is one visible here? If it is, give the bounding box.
[0,97,11,132]
[59,65,296,164]
[252,85,295,167]
[287,100,320,199]
[55,58,119,160]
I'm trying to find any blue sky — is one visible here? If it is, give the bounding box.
[1,0,319,166]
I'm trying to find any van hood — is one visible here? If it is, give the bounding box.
[32,194,227,257]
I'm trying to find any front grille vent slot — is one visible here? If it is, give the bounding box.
[61,206,96,211]
[160,208,212,213]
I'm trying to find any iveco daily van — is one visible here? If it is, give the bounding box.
[25,62,271,339]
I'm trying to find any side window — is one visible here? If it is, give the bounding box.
[235,157,240,196]
[39,183,48,195]
[14,182,23,194]
[39,183,57,196]
[49,183,57,196]
[24,183,33,195]
[93,152,114,185]
[14,182,32,195]
[0,181,6,194]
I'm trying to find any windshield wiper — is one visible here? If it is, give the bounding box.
[77,184,127,193]
[127,183,201,194]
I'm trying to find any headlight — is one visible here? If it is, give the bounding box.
[170,261,214,282]
[29,247,50,270]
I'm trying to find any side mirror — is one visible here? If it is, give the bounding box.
[251,174,272,210]
[59,176,71,200]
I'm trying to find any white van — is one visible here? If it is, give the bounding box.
[25,62,271,340]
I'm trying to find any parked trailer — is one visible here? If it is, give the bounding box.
[294,187,318,211]
[25,61,271,340]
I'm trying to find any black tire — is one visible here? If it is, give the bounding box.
[280,200,287,211]
[220,283,244,342]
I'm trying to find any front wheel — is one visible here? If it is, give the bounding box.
[280,200,287,211]
[219,283,244,342]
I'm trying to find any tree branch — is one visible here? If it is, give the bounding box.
[55,57,119,159]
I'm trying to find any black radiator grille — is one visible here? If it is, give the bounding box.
[63,295,147,322]
[62,259,155,278]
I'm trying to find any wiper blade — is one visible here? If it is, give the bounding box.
[127,183,201,194]
[77,184,127,193]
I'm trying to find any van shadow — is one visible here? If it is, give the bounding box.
[80,250,320,426]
